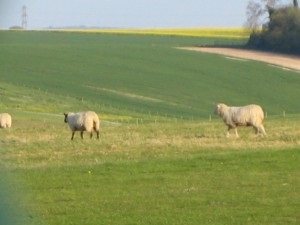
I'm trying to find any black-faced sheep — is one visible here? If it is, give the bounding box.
[0,113,12,128]
[214,103,266,137]
[64,111,100,140]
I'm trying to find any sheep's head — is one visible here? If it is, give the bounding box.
[63,113,68,123]
[214,103,226,116]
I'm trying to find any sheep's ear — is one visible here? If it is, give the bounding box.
[63,113,68,123]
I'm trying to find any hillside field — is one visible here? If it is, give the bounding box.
[0,30,299,225]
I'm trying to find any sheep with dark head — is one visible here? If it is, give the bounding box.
[215,103,266,137]
[0,113,12,128]
[64,111,100,140]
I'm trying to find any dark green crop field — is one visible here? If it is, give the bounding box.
[0,31,299,225]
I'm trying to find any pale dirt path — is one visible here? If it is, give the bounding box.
[178,47,300,72]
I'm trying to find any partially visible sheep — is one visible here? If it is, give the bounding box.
[214,103,266,137]
[64,111,100,140]
[0,113,12,128]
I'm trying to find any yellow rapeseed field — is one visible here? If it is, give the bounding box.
[46,28,251,39]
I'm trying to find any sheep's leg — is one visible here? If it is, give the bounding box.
[234,128,239,138]
[71,131,75,140]
[259,125,267,136]
[80,131,84,139]
[226,127,231,138]
[253,125,266,136]
[93,126,100,140]
[253,126,259,135]
[90,132,93,139]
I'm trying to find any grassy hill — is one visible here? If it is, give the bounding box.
[0,30,299,225]
[1,31,299,121]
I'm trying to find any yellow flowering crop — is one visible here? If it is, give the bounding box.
[46,28,251,39]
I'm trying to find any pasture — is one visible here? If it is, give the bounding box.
[0,30,299,225]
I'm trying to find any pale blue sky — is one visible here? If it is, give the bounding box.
[0,0,291,29]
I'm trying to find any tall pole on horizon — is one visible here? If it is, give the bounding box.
[21,6,28,29]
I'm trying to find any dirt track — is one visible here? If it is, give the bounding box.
[179,47,300,72]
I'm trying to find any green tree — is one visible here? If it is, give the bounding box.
[247,3,300,54]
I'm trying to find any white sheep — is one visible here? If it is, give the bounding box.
[64,111,100,140]
[0,113,12,128]
[214,103,266,137]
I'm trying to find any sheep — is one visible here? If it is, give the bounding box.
[0,113,12,128]
[64,111,100,140]
[214,103,266,137]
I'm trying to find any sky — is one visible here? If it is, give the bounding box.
[0,0,279,29]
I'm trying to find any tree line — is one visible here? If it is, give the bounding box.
[246,0,300,54]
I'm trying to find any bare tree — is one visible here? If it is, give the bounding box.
[245,0,265,30]
[245,0,281,30]
[262,0,278,7]
[293,0,298,7]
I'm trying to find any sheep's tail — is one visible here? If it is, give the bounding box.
[93,117,100,132]
[93,117,100,139]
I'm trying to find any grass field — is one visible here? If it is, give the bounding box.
[0,30,299,225]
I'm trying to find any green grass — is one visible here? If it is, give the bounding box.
[1,117,300,225]
[14,149,299,225]
[1,31,299,120]
[0,31,299,225]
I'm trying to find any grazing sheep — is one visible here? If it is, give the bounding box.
[0,113,12,128]
[64,111,100,140]
[214,103,266,137]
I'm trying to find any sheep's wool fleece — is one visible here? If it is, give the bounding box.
[216,104,264,127]
[67,111,99,132]
[0,113,12,128]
